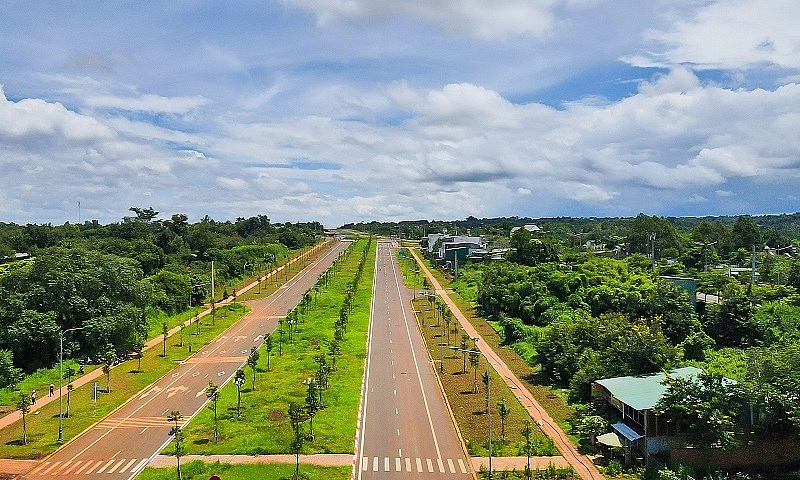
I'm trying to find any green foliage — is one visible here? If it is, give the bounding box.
[654,371,741,449]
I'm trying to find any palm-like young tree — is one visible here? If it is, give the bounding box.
[264,334,273,371]
[17,393,31,445]
[162,321,169,357]
[497,398,510,442]
[64,365,76,417]
[469,350,480,393]
[288,402,305,480]
[247,346,260,391]
[233,369,246,418]
[167,410,184,480]
[205,381,219,442]
[102,344,115,393]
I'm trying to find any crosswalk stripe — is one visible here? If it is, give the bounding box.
[405,457,411,472]
[83,460,102,474]
[426,458,434,472]
[361,456,368,471]
[448,458,455,473]
[416,457,422,472]
[458,458,467,474]
[95,459,115,474]
[74,460,92,475]
[107,458,126,474]
[437,458,445,472]
[54,460,74,475]
[120,459,138,473]
[28,462,48,476]
[384,456,389,472]
[395,457,401,471]
[63,461,82,475]
[41,462,60,475]
[372,456,378,472]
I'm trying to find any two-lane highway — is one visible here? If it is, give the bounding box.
[24,240,350,480]
[356,240,471,478]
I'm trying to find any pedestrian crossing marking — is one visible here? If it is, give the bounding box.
[28,458,152,476]
[359,456,470,474]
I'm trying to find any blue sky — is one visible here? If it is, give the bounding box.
[1,1,799,227]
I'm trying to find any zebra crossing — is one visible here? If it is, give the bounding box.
[26,458,149,477]
[360,456,469,474]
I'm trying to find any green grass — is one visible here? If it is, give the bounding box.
[409,249,577,441]
[0,303,249,459]
[413,296,554,457]
[138,460,351,480]
[177,239,376,455]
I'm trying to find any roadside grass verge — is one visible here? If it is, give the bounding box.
[413,295,554,457]
[410,250,576,440]
[138,460,351,480]
[0,303,248,459]
[177,238,376,455]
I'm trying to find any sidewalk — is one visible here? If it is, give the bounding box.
[410,249,605,480]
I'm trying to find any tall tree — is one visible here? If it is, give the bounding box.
[247,346,260,391]
[205,381,219,442]
[233,369,246,418]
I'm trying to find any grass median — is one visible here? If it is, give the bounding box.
[138,460,351,480]
[175,238,376,456]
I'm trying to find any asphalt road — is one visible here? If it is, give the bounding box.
[356,240,471,478]
[23,240,350,480]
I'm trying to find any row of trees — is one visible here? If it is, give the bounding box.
[0,209,320,386]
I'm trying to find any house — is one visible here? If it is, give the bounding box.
[510,224,540,236]
[591,367,704,461]
[426,234,486,267]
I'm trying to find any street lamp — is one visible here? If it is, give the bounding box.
[450,342,492,479]
[59,326,85,442]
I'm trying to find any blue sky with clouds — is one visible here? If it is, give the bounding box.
[1,0,799,227]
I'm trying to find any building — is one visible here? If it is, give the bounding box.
[592,367,704,462]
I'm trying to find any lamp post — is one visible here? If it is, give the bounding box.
[59,326,85,443]
[450,343,492,479]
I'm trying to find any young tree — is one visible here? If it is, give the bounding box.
[247,346,260,391]
[460,335,469,374]
[482,371,491,414]
[17,393,31,445]
[469,350,480,394]
[101,344,115,393]
[132,339,144,372]
[167,410,184,480]
[64,365,76,417]
[288,402,305,480]
[233,369,246,418]
[205,381,219,442]
[521,420,534,480]
[305,379,320,441]
[497,398,510,442]
[162,321,169,357]
[264,333,273,371]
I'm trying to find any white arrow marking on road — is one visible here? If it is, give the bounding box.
[196,386,208,398]
[140,386,163,399]
[165,385,189,398]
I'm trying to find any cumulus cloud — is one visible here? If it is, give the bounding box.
[626,0,800,70]
[286,0,560,40]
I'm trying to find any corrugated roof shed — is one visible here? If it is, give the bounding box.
[594,366,703,411]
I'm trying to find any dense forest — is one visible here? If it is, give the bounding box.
[0,208,322,387]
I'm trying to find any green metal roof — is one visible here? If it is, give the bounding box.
[594,366,703,411]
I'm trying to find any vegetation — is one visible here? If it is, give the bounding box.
[174,238,375,456]
[138,461,351,480]
[381,213,800,477]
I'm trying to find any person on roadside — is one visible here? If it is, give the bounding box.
[50,384,55,396]
[30,389,36,404]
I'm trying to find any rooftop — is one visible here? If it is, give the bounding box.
[594,366,703,411]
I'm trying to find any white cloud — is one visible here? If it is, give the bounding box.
[627,0,800,70]
[84,93,211,114]
[286,0,560,40]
